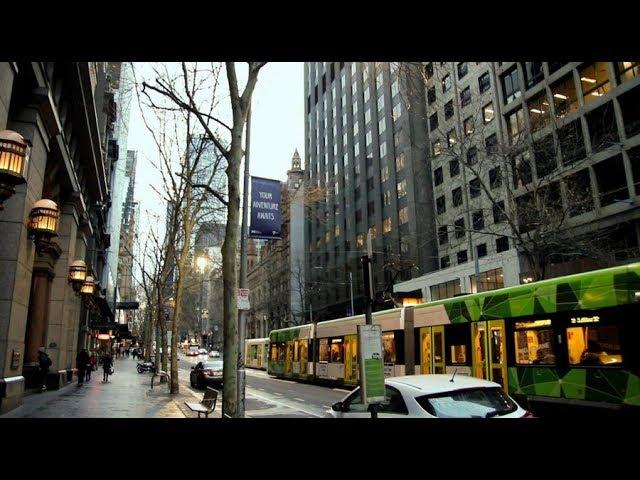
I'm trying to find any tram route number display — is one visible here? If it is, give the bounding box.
[358,324,386,404]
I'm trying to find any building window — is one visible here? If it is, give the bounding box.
[565,169,594,217]
[395,152,405,171]
[368,225,377,240]
[397,179,407,198]
[466,146,478,165]
[579,62,611,104]
[452,187,462,207]
[454,218,465,239]
[434,166,443,186]
[325,231,331,243]
[485,133,498,154]
[449,159,460,177]
[478,72,491,93]
[593,154,629,207]
[424,62,434,80]
[457,62,468,79]
[457,250,468,264]
[378,117,387,135]
[506,108,525,143]
[615,62,640,84]
[470,267,504,293]
[356,233,364,248]
[551,74,578,119]
[433,139,442,156]
[501,67,521,104]
[533,135,557,178]
[547,62,568,75]
[460,87,471,107]
[430,279,461,301]
[392,103,401,120]
[365,109,371,124]
[383,190,392,206]
[356,209,363,223]
[558,119,586,165]
[472,210,484,230]
[440,255,450,269]
[483,102,495,123]
[367,176,374,191]
[469,178,481,198]
[447,129,457,147]
[436,195,446,214]
[476,243,487,258]
[521,62,544,89]
[399,206,409,225]
[511,150,533,188]
[618,87,640,139]
[429,112,439,131]
[335,224,340,237]
[366,131,373,146]
[427,86,436,105]
[493,200,506,223]
[442,74,452,93]
[391,79,399,97]
[496,236,509,252]
[489,167,502,189]
[463,116,474,136]
[383,217,392,234]
[528,90,551,131]
[438,226,449,245]
[368,201,375,216]
[379,141,387,158]
[586,102,619,152]
[381,164,390,183]
[445,100,454,120]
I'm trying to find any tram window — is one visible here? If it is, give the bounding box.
[382,332,396,363]
[278,344,286,362]
[446,324,471,365]
[514,320,555,365]
[331,339,344,363]
[567,324,623,366]
[270,344,278,361]
[319,339,330,362]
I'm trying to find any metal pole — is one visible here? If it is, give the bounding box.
[349,271,354,317]
[237,104,252,418]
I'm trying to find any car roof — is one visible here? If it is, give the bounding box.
[386,374,502,395]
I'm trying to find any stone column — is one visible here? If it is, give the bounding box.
[45,201,81,388]
[0,100,51,412]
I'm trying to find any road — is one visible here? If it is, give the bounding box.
[178,353,347,417]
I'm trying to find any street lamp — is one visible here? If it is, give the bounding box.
[81,275,96,295]
[27,199,60,253]
[68,260,88,293]
[0,130,29,210]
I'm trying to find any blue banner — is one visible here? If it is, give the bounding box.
[250,176,282,239]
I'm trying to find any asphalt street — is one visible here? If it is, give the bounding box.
[179,353,347,417]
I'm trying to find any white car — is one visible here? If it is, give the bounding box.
[208,350,221,358]
[197,348,208,356]
[327,374,533,418]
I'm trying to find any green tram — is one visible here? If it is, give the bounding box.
[245,337,269,370]
[268,263,640,414]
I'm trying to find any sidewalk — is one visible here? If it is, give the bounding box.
[1,356,215,418]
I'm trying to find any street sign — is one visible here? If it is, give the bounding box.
[237,288,250,310]
[357,324,386,405]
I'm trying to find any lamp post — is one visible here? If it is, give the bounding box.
[0,130,29,210]
[195,255,208,345]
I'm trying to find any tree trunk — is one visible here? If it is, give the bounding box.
[222,141,242,417]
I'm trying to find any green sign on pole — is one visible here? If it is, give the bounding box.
[358,324,386,404]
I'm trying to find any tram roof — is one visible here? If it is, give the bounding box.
[412,262,640,323]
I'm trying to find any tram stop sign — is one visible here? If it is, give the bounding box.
[237,288,250,311]
[357,324,386,405]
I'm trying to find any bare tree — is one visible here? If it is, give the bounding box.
[137,62,266,415]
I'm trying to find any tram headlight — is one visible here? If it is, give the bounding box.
[635,291,640,302]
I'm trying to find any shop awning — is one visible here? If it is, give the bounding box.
[94,295,115,321]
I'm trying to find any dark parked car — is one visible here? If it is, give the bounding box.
[190,360,223,389]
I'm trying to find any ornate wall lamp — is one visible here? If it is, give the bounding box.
[27,199,60,253]
[0,130,29,210]
[80,275,96,296]
[68,260,88,292]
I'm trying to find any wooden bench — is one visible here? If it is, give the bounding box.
[185,387,218,418]
[150,370,170,390]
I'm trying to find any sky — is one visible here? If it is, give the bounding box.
[126,62,304,243]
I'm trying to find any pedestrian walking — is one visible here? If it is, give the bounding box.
[76,348,89,386]
[131,349,137,361]
[86,352,96,382]
[36,347,52,392]
[102,353,113,382]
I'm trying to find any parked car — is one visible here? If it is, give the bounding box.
[190,360,224,389]
[186,346,200,356]
[327,375,533,418]
[208,350,221,358]
[197,348,208,356]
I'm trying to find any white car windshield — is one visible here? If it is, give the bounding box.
[416,387,516,418]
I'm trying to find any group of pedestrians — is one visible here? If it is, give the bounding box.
[76,349,114,385]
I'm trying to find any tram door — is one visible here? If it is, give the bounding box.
[285,341,293,375]
[420,327,432,374]
[299,340,308,376]
[432,326,445,374]
[470,320,507,389]
[344,335,359,384]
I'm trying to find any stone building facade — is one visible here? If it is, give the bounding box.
[0,62,122,413]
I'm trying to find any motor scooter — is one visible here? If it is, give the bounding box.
[136,360,156,374]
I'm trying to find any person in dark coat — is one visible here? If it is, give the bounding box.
[76,349,89,386]
[37,347,52,392]
[102,353,113,382]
